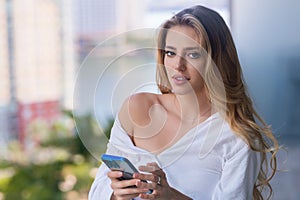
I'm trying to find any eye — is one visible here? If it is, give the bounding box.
[187,52,201,59]
[164,50,176,57]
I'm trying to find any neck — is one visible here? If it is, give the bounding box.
[173,92,212,122]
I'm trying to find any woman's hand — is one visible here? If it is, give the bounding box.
[107,171,150,200]
[134,162,173,199]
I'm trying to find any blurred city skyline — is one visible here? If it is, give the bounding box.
[1,0,300,149]
[0,0,230,144]
[0,1,300,199]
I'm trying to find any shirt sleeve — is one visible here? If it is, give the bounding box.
[212,145,261,200]
[88,163,113,200]
[87,119,122,200]
[88,116,144,200]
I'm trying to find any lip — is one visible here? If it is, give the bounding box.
[172,74,190,85]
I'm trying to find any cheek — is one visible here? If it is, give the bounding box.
[188,62,206,86]
[189,60,205,76]
[165,67,174,79]
[164,57,173,69]
[164,57,174,75]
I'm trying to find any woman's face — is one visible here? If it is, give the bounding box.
[164,25,206,96]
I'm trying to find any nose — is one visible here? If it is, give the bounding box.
[174,55,186,72]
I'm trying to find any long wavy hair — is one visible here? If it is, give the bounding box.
[156,5,278,200]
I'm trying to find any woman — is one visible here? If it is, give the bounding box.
[89,5,278,200]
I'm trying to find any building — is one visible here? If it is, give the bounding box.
[73,0,145,38]
[0,0,76,143]
[13,0,62,103]
[0,0,10,106]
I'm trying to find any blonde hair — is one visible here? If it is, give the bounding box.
[156,5,278,200]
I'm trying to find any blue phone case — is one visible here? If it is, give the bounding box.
[101,154,138,180]
[101,154,153,194]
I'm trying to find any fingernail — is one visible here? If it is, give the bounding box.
[117,171,123,176]
[133,173,138,178]
[135,180,139,185]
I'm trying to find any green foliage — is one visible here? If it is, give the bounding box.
[4,162,64,200]
[104,119,114,139]
[0,111,113,200]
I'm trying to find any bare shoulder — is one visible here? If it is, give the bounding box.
[118,93,161,135]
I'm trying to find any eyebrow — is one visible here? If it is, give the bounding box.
[165,46,201,51]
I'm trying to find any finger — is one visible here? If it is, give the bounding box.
[113,191,140,200]
[139,189,160,199]
[107,171,123,179]
[135,178,157,189]
[139,162,161,172]
[147,163,165,177]
[133,172,159,184]
[150,168,165,177]
[113,186,149,196]
[145,163,165,176]
[138,162,167,186]
[138,165,156,173]
[111,178,139,189]
[151,170,167,186]
[147,162,161,170]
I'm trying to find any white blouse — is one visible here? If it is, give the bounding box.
[88,113,261,200]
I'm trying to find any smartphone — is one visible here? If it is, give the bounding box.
[101,154,138,180]
[101,154,153,194]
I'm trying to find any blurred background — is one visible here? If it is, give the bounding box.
[0,0,299,199]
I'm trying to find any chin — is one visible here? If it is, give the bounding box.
[171,87,195,96]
